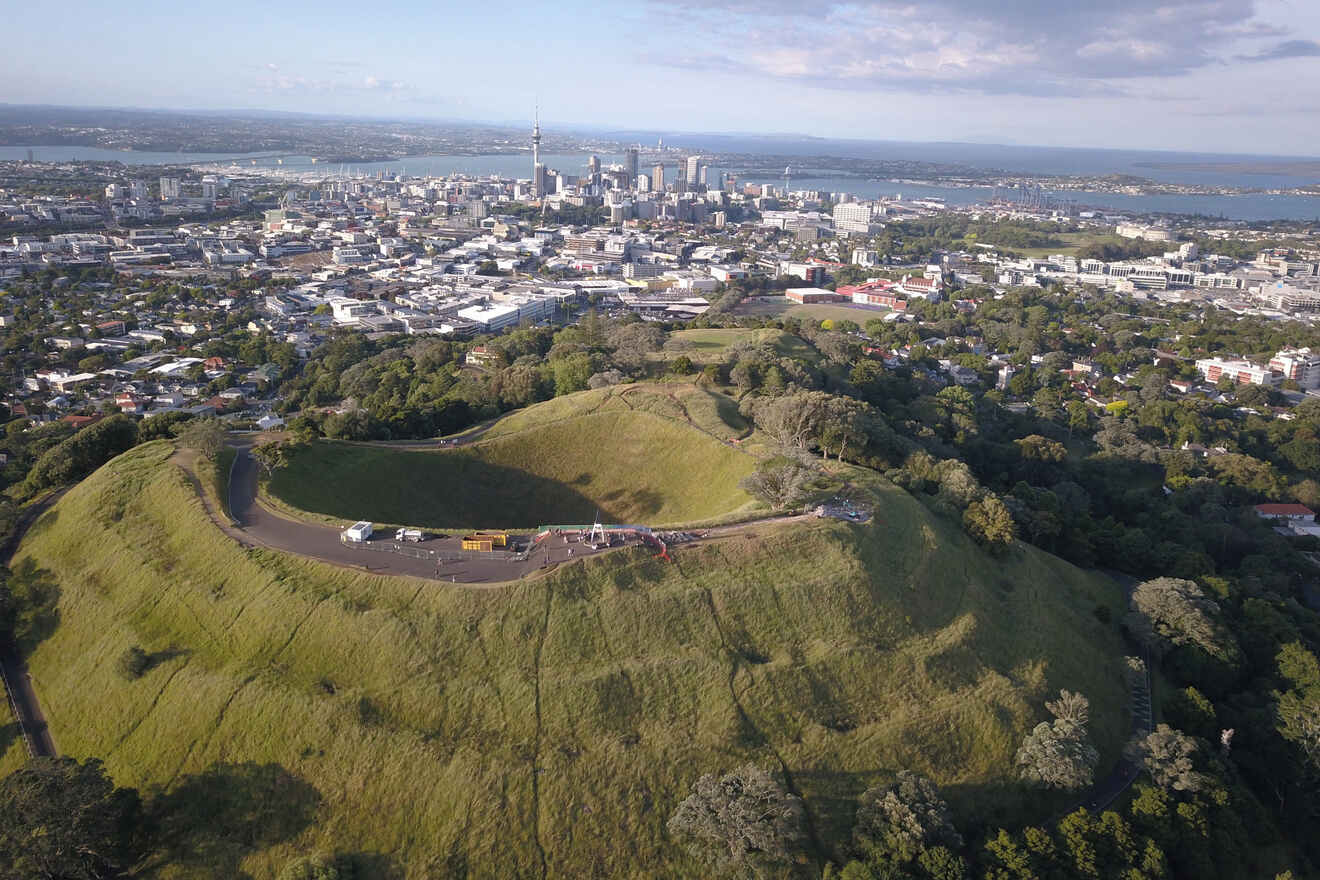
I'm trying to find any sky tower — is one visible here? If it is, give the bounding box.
[531,106,541,170]
[531,105,546,197]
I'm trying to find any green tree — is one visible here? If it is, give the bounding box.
[740,456,817,510]
[667,764,809,877]
[1275,642,1320,778]
[552,353,593,397]
[1016,690,1100,790]
[175,417,226,461]
[1125,725,1208,793]
[277,853,356,880]
[1125,578,1238,662]
[852,771,962,862]
[962,495,1016,553]
[115,646,150,681]
[0,757,140,880]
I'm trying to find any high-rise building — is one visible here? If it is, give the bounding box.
[685,155,701,186]
[159,177,180,200]
[698,165,708,187]
[652,164,665,192]
[587,155,600,174]
[531,109,543,196]
[636,174,651,193]
[624,147,639,187]
[129,180,149,201]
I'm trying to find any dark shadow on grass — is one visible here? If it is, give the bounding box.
[143,762,322,878]
[788,768,883,862]
[0,721,19,758]
[8,557,61,657]
[271,446,618,529]
[145,647,188,674]
[712,393,748,433]
[13,508,57,551]
[345,851,405,879]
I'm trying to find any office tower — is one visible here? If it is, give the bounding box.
[534,163,547,199]
[652,163,665,192]
[624,147,638,187]
[159,177,180,200]
[698,164,708,187]
[129,180,149,201]
[587,155,600,174]
[685,155,700,186]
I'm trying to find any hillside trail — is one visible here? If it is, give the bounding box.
[0,489,66,760]
[1062,571,1152,818]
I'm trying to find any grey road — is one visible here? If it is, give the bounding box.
[225,446,647,583]
[0,492,64,759]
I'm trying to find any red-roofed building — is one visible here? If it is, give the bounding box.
[838,279,907,309]
[1254,503,1315,521]
[897,274,943,300]
[61,414,104,430]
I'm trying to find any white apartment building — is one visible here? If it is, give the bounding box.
[1195,356,1282,387]
[1115,222,1173,242]
[456,296,555,333]
[833,202,875,235]
[1194,273,1242,290]
[1260,281,1320,312]
[1269,348,1320,390]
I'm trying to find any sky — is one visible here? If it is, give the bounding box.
[5,0,1320,155]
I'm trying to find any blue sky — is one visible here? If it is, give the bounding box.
[6,0,1320,154]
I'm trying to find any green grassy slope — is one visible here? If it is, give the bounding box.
[0,698,26,777]
[271,404,761,529]
[17,441,1130,878]
[658,328,814,364]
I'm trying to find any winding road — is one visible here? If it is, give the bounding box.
[0,492,63,760]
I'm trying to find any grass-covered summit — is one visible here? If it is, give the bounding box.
[12,439,1130,878]
[270,385,762,528]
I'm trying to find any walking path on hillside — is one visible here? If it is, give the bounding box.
[0,491,65,760]
[1070,572,1152,816]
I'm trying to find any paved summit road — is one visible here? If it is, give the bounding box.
[224,443,667,583]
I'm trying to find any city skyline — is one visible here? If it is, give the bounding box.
[3,0,1320,155]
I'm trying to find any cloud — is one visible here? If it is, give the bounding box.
[248,68,419,102]
[1237,39,1320,61]
[363,75,406,91]
[641,0,1314,97]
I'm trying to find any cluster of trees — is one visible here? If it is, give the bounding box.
[682,294,1319,870]
[1015,690,1100,791]
[669,708,1301,880]
[860,218,1075,262]
[274,313,682,442]
[0,756,361,880]
[17,414,138,499]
